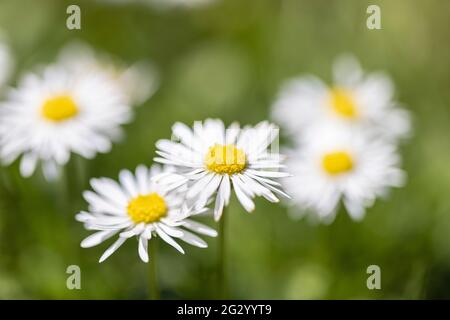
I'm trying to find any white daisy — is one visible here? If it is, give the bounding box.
[57,42,159,106]
[284,124,406,222]
[76,165,217,263]
[0,64,133,180]
[271,54,411,142]
[154,119,290,221]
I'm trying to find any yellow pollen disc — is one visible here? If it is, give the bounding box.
[127,193,168,224]
[329,87,358,118]
[41,95,79,122]
[322,151,354,175]
[205,144,246,175]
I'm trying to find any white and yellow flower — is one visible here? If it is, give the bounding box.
[76,165,217,263]
[284,124,406,222]
[0,64,132,180]
[271,54,411,142]
[154,119,290,221]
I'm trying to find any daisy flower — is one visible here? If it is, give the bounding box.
[154,119,290,221]
[76,165,217,263]
[271,54,411,142]
[0,63,132,180]
[284,124,406,222]
[57,42,159,106]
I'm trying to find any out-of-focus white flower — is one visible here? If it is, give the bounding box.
[77,165,217,263]
[272,54,411,142]
[283,124,406,223]
[154,119,290,221]
[57,42,159,106]
[0,39,14,91]
[0,64,133,180]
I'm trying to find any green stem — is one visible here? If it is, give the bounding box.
[218,208,228,299]
[148,239,160,300]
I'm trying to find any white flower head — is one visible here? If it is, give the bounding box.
[284,124,406,223]
[57,41,159,106]
[77,165,217,263]
[272,54,411,142]
[0,64,133,180]
[154,119,290,221]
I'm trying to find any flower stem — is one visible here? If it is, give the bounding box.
[218,208,228,299]
[148,239,160,300]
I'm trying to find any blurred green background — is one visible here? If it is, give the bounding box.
[0,0,449,299]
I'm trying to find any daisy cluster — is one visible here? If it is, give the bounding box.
[0,33,410,264]
[77,118,289,262]
[0,37,288,263]
[271,54,411,223]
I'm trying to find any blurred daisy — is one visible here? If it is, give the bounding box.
[0,64,132,180]
[154,119,290,221]
[76,165,217,263]
[284,124,406,222]
[57,42,159,106]
[271,54,411,142]
[0,39,14,91]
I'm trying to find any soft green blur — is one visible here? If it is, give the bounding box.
[0,0,449,299]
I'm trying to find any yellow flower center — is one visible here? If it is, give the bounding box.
[329,87,358,119]
[41,95,79,122]
[127,193,168,224]
[322,151,354,175]
[205,144,246,175]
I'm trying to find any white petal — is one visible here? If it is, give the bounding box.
[213,191,225,222]
[42,160,60,181]
[19,152,38,177]
[83,191,125,215]
[119,169,139,197]
[157,223,184,238]
[135,165,149,195]
[99,237,127,263]
[195,174,222,210]
[155,226,185,254]
[138,235,149,263]
[179,230,207,248]
[187,173,215,199]
[246,169,291,178]
[120,223,145,238]
[221,174,231,206]
[344,198,366,221]
[231,176,255,212]
[81,230,118,248]
[183,219,218,237]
